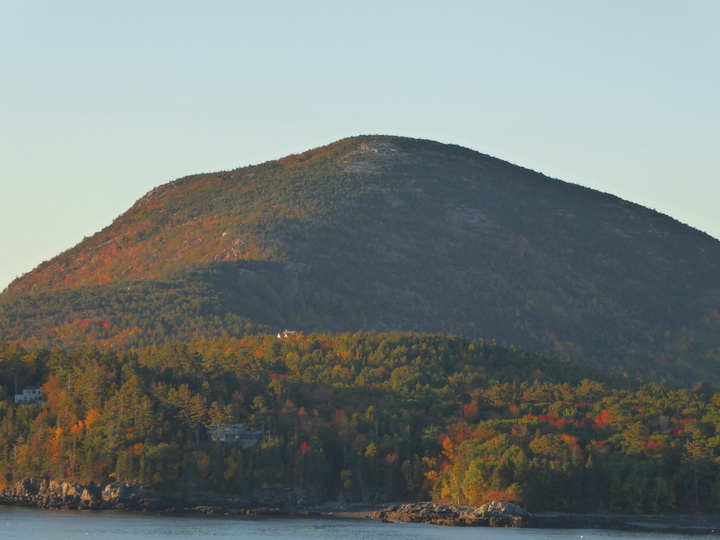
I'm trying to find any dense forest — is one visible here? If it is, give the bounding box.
[2,333,719,513]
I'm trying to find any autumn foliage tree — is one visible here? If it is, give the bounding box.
[1,333,719,512]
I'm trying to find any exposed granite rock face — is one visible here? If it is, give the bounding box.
[0,479,163,510]
[373,501,637,529]
[373,502,527,527]
[476,500,529,518]
[0,478,321,514]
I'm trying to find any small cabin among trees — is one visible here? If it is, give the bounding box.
[208,423,262,447]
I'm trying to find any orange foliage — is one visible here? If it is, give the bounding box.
[560,433,578,446]
[70,421,84,436]
[84,408,102,429]
[645,436,669,456]
[594,409,614,429]
[441,435,456,460]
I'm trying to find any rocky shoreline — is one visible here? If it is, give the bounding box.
[373,501,631,529]
[373,501,720,533]
[2,480,719,533]
[0,478,321,516]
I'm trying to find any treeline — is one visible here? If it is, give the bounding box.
[0,333,719,512]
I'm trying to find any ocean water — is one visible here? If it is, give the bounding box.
[0,506,716,540]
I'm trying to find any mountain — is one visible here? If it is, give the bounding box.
[1,135,719,383]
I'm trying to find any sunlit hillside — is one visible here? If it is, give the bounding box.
[2,136,719,384]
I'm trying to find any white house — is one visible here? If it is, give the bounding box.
[14,386,44,404]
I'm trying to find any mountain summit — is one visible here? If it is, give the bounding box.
[2,136,719,383]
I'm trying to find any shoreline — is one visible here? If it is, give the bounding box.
[2,499,718,534]
[1,479,718,534]
[371,502,720,534]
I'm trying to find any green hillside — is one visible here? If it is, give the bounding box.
[1,136,719,384]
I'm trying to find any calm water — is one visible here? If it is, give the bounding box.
[0,506,716,540]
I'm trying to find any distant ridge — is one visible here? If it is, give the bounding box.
[1,135,719,384]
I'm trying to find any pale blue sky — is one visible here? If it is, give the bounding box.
[2,1,718,292]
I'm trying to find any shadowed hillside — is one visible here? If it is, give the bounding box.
[2,136,719,383]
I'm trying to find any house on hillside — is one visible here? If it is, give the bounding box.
[15,386,45,405]
[277,329,298,338]
[209,423,262,447]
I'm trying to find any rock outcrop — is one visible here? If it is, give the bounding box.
[0,479,162,510]
[0,478,322,514]
[373,501,637,529]
[374,501,529,527]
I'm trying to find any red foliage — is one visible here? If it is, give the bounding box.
[462,403,479,420]
[593,409,614,429]
[560,433,578,446]
[447,420,472,444]
[645,437,668,456]
[538,411,567,428]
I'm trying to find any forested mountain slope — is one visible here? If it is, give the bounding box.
[2,136,719,383]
